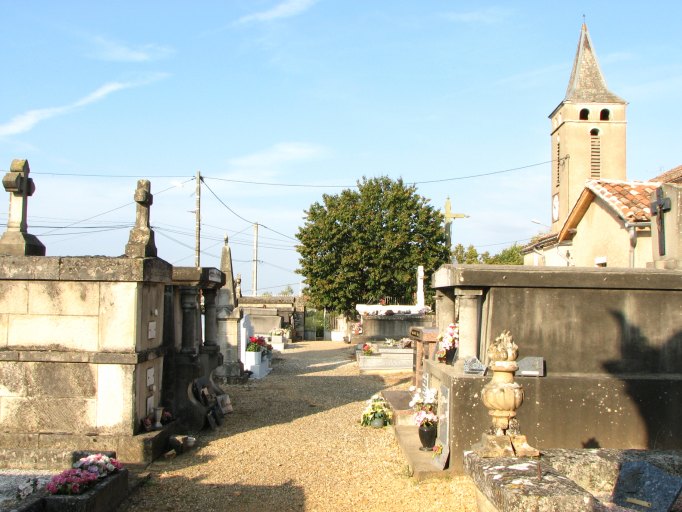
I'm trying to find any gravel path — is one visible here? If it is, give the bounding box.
[118,341,477,512]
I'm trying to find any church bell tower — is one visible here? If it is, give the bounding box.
[549,23,627,232]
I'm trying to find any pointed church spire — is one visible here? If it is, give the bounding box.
[564,23,625,104]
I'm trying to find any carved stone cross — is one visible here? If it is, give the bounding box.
[651,187,671,256]
[125,179,157,258]
[0,159,45,256]
[134,180,153,229]
[3,159,35,233]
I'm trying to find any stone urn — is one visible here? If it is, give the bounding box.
[474,330,539,457]
[481,360,524,435]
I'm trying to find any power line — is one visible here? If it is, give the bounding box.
[201,178,298,243]
[35,179,193,236]
[19,159,552,188]
[408,161,551,185]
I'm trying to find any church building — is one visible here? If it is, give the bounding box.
[523,23,675,268]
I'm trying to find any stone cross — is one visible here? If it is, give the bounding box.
[0,159,45,256]
[444,197,468,249]
[650,187,671,256]
[3,159,34,233]
[125,179,157,258]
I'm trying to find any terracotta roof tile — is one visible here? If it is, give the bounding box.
[586,179,660,222]
[521,232,558,252]
[650,164,682,184]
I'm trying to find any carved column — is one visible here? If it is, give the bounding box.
[455,289,483,361]
[435,289,456,334]
[203,288,218,348]
[180,286,198,353]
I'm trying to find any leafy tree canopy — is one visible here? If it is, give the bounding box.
[296,176,450,317]
[452,243,523,265]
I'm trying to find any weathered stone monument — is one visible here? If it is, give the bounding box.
[0,159,45,256]
[213,235,243,383]
[125,179,157,258]
[649,183,682,269]
[0,169,174,468]
[425,264,682,475]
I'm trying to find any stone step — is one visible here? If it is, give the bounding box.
[382,390,448,480]
[381,390,414,426]
[392,425,450,481]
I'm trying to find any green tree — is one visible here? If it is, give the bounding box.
[452,243,523,265]
[280,285,294,296]
[482,244,523,265]
[296,176,450,317]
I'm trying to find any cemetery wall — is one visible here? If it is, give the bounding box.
[430,264,682,473]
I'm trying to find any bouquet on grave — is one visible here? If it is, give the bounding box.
[436,322,459,362]
[360,393,393,426]
[46,453,124,495]
[73,453,124,478]
[247,335,272,352]
[409,386,437,414]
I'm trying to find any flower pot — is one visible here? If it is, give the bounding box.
[370,417,385,428]
[418,423,437,451]
[44,469,128,512]
[244,350,262,367]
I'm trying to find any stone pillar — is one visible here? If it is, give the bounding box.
[202,288,218,349]
[416,265,425,307]
[435,289,456,334]
[455,288,483,364]
[180,286,198,354]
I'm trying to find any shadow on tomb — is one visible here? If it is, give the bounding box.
[603,311,682,449]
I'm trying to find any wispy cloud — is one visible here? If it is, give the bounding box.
[237,0,318,24]
[88,36,173,62]
[229,142,326,168]
[0,74,169,137]
[496,62,568,89]
[443,7,511,25]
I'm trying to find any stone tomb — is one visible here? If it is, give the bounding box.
[0,255,172,468]
[427,264,682,474]
[465,449,682,511]
[355,342,415,372]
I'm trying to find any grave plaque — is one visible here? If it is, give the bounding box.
[432,384,450,470]
[613,461,682,512]
[517,357,545,377]
[463,356,487,375]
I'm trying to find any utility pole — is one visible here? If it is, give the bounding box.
[195,170,201,268]
[252,223,258,296]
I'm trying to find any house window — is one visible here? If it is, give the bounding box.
[590,128,600,178]
[600,109,610,120]
[580,108,589,120]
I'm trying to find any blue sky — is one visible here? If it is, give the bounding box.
[1,1,681,295]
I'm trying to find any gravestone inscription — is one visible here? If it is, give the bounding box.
[517,357,545,377]
[613,460,682,512]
